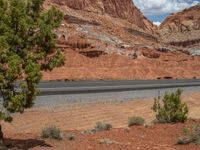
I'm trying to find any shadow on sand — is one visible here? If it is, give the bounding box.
[5,138,52,149]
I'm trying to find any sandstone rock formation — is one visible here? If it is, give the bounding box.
[52,0,156,32]
[42,0,200,80]
[159,4,200,55]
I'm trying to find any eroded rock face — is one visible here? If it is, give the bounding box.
[160,4,200,32]
[42,1,200,80]
[52,0,155,32]
[159,4,200,48]
[66,36,91,49]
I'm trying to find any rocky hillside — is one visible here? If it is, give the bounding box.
[44,0,161,60]
[52,0,155,32]
[42,0,200,80]
[46,0,158,49]
[159,4,200,55]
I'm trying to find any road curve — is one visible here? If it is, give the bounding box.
[38,79,200,95]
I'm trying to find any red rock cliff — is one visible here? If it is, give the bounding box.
[159,4,200,46]
[52,0,155,31]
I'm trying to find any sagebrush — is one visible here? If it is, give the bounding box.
[41,125,63,140]
[95,122,112,131]
[178,125,200,145]
[128,116,145,127]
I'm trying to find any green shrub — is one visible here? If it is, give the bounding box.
[95,122,112,131]
[128,116,145,127]
[41,125,63,140]
[178,125,200,145]
[152,89,189,123]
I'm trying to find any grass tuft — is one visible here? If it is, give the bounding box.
[128,116,145,127]
[41,125,63,140]
[95,122,112,131]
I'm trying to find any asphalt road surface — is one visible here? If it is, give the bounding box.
[31,79,200,108]
[1,80,200,108]
[38,79,200,95]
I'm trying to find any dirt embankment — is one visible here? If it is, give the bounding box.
[43,48,200,81]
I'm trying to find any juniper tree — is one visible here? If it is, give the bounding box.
[152,89,189,123]
[0,0,64,146]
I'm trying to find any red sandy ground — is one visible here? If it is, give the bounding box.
[4,121,200,150]
[2,92,200,150]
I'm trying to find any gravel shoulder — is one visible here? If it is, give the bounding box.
[3,92,200,134]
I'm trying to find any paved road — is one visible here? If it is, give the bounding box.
[38,79,200,95]
[1,80,200,108]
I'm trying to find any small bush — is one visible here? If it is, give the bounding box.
[177,137,191,145]
[178,125,200,145]
[95,122,112,131]
[81,122,112,135]
[128,116,145,127]
[41,125,63,140]
[152,89,189,123]
[81,129,96,135]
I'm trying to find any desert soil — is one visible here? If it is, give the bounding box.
[2,92,200,150]
[43,50,200,81]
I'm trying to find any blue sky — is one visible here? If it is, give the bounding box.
[133,0,200,25]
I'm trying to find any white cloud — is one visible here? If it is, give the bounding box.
[191,0,200,5]
[133,0,200,15]
[153,21,161,26]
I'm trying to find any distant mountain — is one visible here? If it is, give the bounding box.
[159,4,200,55]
